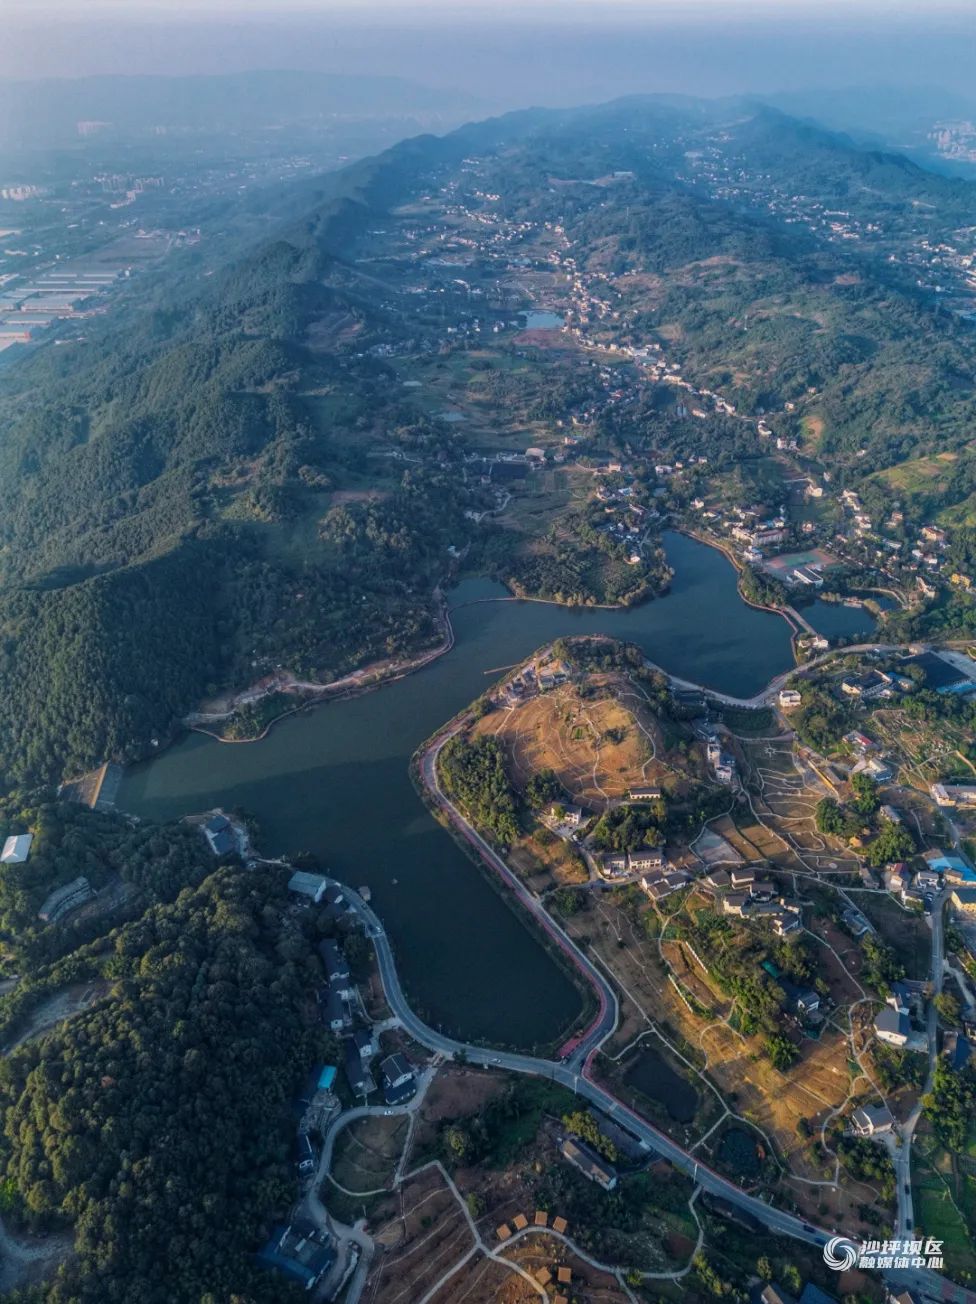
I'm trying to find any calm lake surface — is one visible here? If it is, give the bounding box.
[117,531,856,1047]
[524,309,565,329]
[798,596,879,640]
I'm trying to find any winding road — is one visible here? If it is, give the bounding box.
[305,649,976,1303]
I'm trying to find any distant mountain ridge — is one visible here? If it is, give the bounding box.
[0,93,973,785]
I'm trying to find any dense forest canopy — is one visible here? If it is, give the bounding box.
[0,862,332,1303]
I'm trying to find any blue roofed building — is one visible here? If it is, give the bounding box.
[257,1221,335,1291]
[924,849,976,883]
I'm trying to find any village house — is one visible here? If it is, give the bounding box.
[931,782,976,808]
[851,1103,894,1137]
[319,939,354,1001]
[773,910,802,937]
[721,891,750,918]
[552,803,584,828]
[380,1053,417,1104]
[600,851,629,877]
[641,870,691,903]
[323,987,350,1034]
[352,1028,376,1062]
[257,1220,335,1293]
[288,871,329,904]
[560,1137,617,1191]
[781,979,820,1018]
[844,730,876,753]
[344,1046,370,1096]
[874,1006,910,1048]
[884,864,912,896]
[840,670,890,700]
[843,907,871,937]
[779,689,802,709]
[943,1031,972,1072]
[629,845,666,872]
[202,813,235,857]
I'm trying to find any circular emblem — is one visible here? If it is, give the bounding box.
[823,1237,858,1271]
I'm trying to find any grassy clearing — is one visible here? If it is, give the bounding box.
[855,893,931,978]
[913,1150,976,1281]
[331,1114,409,1195]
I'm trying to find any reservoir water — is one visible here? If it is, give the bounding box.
[117,532,868,1047]
[523,309,565,329]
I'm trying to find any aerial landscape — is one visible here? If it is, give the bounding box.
[3,0,976,1301]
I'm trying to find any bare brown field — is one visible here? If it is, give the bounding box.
[503,1235,630,1303]
[427,1254,539,1304]
[408,1067,507,1159]
[508,834,588,892]
[364,1167,472,1304]
[475,675,662,810]
[565,889,872,1222]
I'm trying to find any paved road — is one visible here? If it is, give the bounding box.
[302,688,976,1304]
[319,860,976,1302]
[896,889,948,1240]
[420,726,618,1071]
[329,865,851,1241]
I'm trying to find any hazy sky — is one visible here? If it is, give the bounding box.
[3,1,975,104]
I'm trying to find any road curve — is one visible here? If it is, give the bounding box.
[307,693,976,1304]
[323,860,973,1300]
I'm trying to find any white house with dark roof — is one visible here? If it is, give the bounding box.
[875,1006,909,1048]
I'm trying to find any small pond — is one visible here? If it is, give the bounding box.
[624,1044,698,1123]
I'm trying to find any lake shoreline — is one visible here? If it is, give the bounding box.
[116,536,810,1044]
[182,529,797,750]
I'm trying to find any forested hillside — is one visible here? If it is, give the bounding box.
[0,142,482,784]
[1,94,974,786]
[0,864,331,1302]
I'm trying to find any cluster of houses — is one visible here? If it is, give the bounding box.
[868,848,975,914]
[706,736,736,786]
[639,864,692,904]
[503,659,570,706]
[687,467,969,608]
[1,830,104,927]
[496,1211,574,1303]
[287,872,419,1108]
[704,866,803,937]
[258,1220,336,1294]
[931,781,976,808]
[595,477,652,563]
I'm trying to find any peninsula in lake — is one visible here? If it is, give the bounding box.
[1,44,976,1304]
